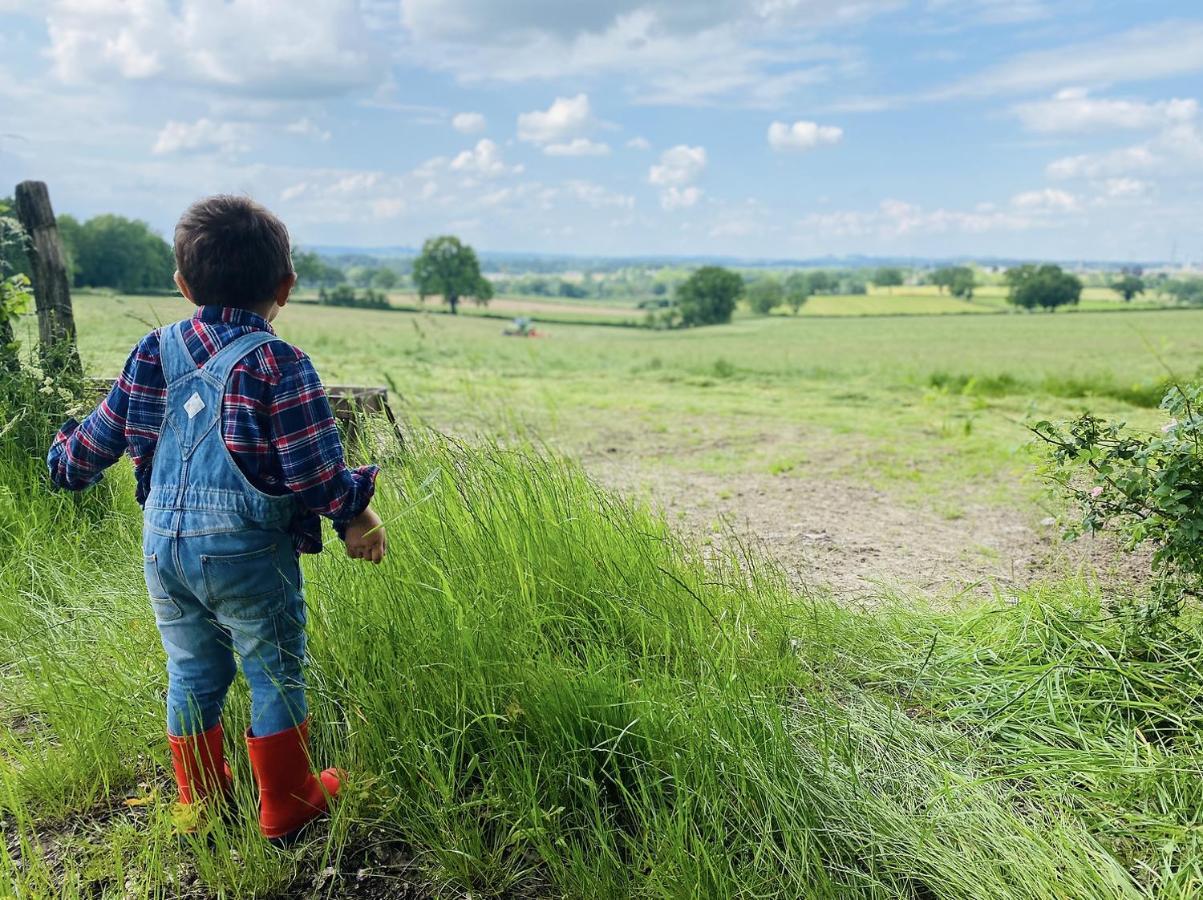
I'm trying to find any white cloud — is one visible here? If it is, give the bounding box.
[452,112,486,134]
[649,144,706,211]
[449,139,523,177]
[286,117,332,142]
[1013,88,1198,133]
[1010,188,1077,211]
[398,2,891,106]
[1097,177,1153,201]
[1045,118,1203,181]
[1047,146,1158,179]
[152,118,249,156]
[544,138,611,157]
[626,136,651,150]
[45,0,385,97]
[660,185,701,210]
[518,94,593,144]
[649,144,706,186]
[767,120,843,151]
[799,198,1042,239]
[939,21,1203,99]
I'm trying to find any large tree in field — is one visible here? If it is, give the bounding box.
[1111,273,1145,302]
[57,214,173,293]
[784,272,811,314]
[1005,264,1082,312]
[413,235,491,315]
[872,267,904,293]
[746,277,784,315]
[675,266,744,327]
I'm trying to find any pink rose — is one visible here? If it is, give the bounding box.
[1090,485,1104,498]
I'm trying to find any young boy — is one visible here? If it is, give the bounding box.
[47,195,386,842]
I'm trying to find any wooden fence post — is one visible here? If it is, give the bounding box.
[14,181,80,375]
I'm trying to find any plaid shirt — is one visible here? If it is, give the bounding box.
[47,305,378,554]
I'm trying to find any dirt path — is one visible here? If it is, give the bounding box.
[586,459,1142,602]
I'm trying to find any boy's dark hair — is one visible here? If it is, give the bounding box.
[174,195,293,310]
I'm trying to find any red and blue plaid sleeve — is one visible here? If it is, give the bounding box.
[267,352,378,529]
[46,341,145,490]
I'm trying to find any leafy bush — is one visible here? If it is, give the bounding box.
[318,285,390,309]
[674,266,743,327]
[1034,383,1203,630]
[1005,263,1082,311]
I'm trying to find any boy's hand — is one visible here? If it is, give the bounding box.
[344,508,387,564]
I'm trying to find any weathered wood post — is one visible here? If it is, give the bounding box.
[14,180,80,375]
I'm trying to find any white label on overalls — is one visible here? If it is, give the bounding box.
[184,392,206,419]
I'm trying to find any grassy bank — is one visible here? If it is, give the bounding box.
[1,402,1200,896]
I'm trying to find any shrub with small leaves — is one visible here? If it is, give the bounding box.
[1033,383,1203,631]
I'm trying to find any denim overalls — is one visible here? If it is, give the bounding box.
[143,321,308,738]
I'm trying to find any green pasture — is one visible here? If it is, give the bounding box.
[60,291,1197,517]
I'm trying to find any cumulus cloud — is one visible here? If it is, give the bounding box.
[449,139,524,177]
[648,144,706,210]
[1010,188,1077,211]
[544,138,611,157]
[1013,88,1197,133]
[518,94,593,144]
[767,120,843,151]
[649,144,706,186]
[626,136,651,150]
[286,118,333,141]
[659,186,702,210]
[452,112,486,134]
[152,119,250,156]
[45,0,385,97]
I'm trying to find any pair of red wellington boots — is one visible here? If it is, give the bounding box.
[167,719,341,842]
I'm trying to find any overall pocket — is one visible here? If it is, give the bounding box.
[200,543,288,622]
[144,553,183,623]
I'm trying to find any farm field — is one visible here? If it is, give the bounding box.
[62,291,1200,596]
[3,291,1203,897]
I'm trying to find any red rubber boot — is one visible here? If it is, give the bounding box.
[245,719,341,843]
[167,722,233,806]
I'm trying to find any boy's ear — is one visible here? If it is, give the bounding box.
[273,272,297,309]
[174,271,194,303]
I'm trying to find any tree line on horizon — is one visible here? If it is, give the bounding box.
[2,199,1201,318]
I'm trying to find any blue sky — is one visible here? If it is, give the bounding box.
[2,0,1202,261]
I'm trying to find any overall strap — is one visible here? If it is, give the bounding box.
[202,329,280,385]
[160,322,197,384]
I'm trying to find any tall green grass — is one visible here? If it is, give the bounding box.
[1,412,1200,897]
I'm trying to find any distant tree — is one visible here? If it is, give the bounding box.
[1162,278,1203,306]
[557,280,588,299]
[1005,264,1083,312]
[293,250,345,289]
[68,214,174,293]
[935,265,976,299]
[784,272,811,315]
[746,277,784,315]
[806,270,833,294]
[412,235,491,315]
[1110,273,1145,302]
[872,267,904,293]
[372,268,399,290]
[675,266,744,327]
[348,266,376,288]
[651,282,668,296]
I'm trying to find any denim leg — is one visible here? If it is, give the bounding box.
[173,532,308,737]
[226,592,308,737]
[145,547,236,736]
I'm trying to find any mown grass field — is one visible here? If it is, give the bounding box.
[66,290,1197,512]
[3,292,1202,897]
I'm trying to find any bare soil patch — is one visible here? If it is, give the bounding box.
[586,459,1145,602]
